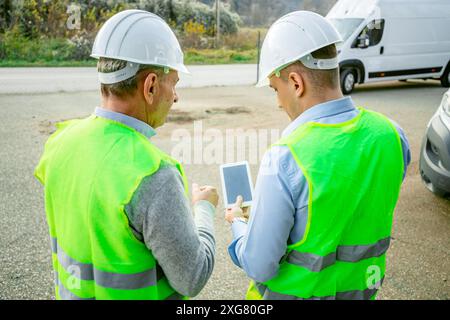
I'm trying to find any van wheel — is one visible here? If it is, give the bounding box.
[441,64,450,87]
[341,69,356,94]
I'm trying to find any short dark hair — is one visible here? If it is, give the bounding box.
[286,44,339,91]
[98,58,165,98]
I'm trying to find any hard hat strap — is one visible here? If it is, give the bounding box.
[273,53,339,79]
[299,54,339,70]
[98,61,140,85]
[98,62,171,84]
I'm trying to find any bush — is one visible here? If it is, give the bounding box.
[67,31,94,61]
[222,28,266,51]
[0,0,247,64]
[5,0,240,39]
[182,20,209,48]
[0,36,6,60]
[184,48,257,64]
[0,0,12,33]
[15,0,71,39]
[9,0,132,39]
[0,26,76,62]
[139,0,241,37]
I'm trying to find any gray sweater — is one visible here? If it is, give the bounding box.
[124,162,216,298]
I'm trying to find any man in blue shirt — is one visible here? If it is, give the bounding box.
[225,11,411,298]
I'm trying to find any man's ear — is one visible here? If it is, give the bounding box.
[143,72,159,106]
[288,71,305,97]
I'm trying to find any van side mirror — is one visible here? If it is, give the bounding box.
[357,35,370,48]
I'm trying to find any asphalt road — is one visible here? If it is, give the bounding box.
[0,68,449,300]
[0,64,257,95]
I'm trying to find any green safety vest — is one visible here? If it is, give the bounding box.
[34,115,189,300]
[246,107,404,300]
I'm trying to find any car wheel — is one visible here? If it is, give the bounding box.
[441,63,450,88]
[341,69,356,95]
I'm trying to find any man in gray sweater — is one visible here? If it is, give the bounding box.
[35,10,218,300]
[94,105,218,298]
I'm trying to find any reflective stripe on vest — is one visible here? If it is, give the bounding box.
[286,237,391,272]
[55,271,184,301]
[52,237,165,291]
[255,278,384,300]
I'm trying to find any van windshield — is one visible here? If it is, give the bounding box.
[329,18,364,42]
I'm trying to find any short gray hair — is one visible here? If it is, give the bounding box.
[98,58,166,98]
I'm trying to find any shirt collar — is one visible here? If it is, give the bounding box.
[94,107,157,139]
[282,96,357,137]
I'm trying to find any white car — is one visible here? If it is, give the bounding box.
[420,89,450,198]
[327,0,450,94]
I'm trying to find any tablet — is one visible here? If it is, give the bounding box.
[220,161,254,209]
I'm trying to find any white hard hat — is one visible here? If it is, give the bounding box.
[257,11,342,87]
[91,10,189,84]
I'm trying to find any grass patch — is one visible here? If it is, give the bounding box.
[185,48,257,65]
[0,60,97,67]
[0,49,257,67]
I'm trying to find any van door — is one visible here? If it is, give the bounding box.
[372,16,447,81]
[350,19,387,82]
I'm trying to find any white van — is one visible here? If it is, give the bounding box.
[327,0,450,94]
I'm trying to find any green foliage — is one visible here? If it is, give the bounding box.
[67,30,94,61]
[0,0,12,33]
[0,0,250,65]
[222,27,266,51]
[17,0,69,38]
[7,0,133,39]
[138,0,240,36]
[0,27,74,62]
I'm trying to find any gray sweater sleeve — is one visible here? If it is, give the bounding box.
[124,164,216,298]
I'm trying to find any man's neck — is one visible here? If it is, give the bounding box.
[291,90,344,121]
[101,96,145,123]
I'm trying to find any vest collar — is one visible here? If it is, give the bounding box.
[94,107,156,139]
[282,97,357,138]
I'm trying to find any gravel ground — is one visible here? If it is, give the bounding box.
[0,79,449,300]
